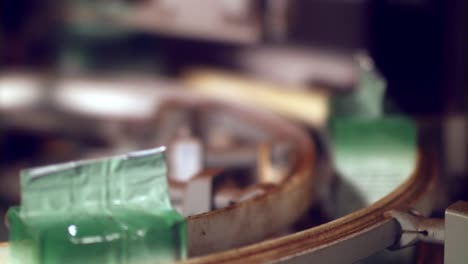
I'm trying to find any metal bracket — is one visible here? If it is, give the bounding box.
[445,201,468,264]
[386,201,468,264]
[385,208,444,249]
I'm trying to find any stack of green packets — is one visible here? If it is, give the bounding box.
[8,147,186,264]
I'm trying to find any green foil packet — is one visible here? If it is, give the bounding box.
[7,147,186,264]
[331,117,416,207]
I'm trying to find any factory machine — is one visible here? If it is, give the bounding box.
[0,0,466,263]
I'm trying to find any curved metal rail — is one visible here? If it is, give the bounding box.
[181,100,315,256]
[184,147,437,263]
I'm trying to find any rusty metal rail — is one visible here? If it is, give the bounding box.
[184,100,315,256]
[183,148,437,263]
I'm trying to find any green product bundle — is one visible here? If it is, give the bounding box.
[7,147,186,264]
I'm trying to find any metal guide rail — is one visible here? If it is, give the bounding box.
[183,147,439,264]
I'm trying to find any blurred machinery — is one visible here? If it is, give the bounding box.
[0,0,466,263]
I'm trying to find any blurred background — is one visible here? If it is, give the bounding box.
[0,0,466,263]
